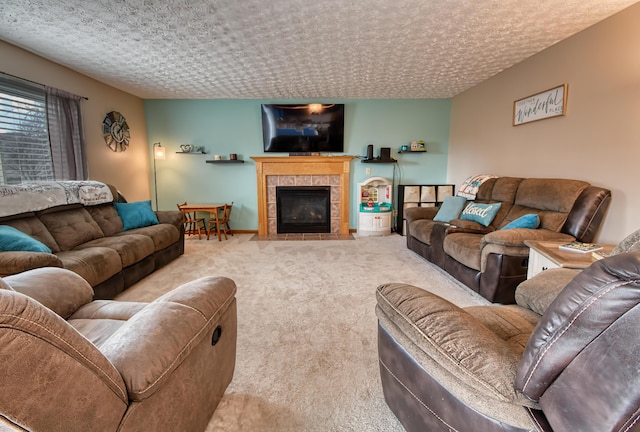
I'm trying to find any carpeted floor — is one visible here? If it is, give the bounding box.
[117,233,489,431]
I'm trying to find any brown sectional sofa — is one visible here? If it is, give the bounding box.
[404,177,611,303]
[0,183,184,299]
[1,266,236,431]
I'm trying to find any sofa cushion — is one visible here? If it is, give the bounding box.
[4,267,94,319]
[39,208,105,251]
[76,234,155,267]
[0,225,51,253]
[114,200,159,231]
[3,217,60,252]
[86,204,124,237]
[433,196,467,223]
[511,179,588,232]
[461,202,502,227]
[120,224,180,252]
[56,247,122,287]
[409,219,438,245]
[443,233,483,271]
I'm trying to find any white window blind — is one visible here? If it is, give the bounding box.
[0,75,53,185]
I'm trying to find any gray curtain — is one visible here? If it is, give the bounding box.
[45,87,87,180]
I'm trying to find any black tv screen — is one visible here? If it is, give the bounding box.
[261,104,344,153]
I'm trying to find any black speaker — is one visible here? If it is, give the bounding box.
[366,144,374,160]
[380,147,391,160]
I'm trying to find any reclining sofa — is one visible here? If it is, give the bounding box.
[404,177,611,303]
[376,248,640,431]
[0,267,237,431]
[0,181,184,299]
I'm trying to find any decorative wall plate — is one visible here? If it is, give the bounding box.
[102,111,130,152]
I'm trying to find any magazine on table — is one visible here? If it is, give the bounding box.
[559,241,603,254]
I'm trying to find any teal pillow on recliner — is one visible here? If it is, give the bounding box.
[501,214,540,230]
[433,196,468,223]
[114,200,159,231]
[0,225,52,253]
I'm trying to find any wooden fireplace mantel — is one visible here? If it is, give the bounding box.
[251,156,355,235]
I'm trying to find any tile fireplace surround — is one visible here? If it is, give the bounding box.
[251,156,355,235]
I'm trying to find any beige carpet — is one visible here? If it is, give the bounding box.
[116,233,489,431]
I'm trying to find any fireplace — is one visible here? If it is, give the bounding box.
[276,186,331,233]
[251,156,355,235]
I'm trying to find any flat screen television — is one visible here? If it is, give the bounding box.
[261,104,344,153]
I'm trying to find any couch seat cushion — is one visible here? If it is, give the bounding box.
[39,208,104,251]
[443,232,483,271]
[118,224,180,252]
[56,247,122,287]
[409,219,439,245]
[3,217,60,252]
[465,305,539,353]
[76,234,155,267]
[69,300,148,346]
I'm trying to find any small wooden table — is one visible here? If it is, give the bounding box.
[178,204,225,240]
[525,240,615,279]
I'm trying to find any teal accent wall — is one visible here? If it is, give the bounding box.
[144,99,451,230]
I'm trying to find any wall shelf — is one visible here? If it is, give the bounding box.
[361,158,397,164]
[398,150,426,154]
[205,159,245,164]
[176,151,207,154]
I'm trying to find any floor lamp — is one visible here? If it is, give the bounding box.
[153,143,166,210]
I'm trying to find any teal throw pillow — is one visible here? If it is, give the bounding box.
[433,196,468,223]
[460,202,502,227]
[0,225,52,253]
[501,214,540,230]
[114,200,159,231]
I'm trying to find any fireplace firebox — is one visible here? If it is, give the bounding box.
[276,186,331,233]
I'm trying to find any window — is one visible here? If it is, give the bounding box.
[0,75,53,185]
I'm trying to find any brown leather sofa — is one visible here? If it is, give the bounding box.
[0,267,237,432]
[404,177,611,303]
[376,250,640,432]
[0,183,184,299]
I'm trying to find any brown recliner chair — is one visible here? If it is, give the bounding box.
[376,251,640,431]
[0,267,237,432]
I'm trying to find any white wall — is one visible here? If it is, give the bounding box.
[0,40,151,202]
[449,3,640,243]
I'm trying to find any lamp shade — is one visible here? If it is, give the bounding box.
[154,143,166,160]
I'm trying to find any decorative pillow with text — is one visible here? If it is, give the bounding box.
[460,202,501,227]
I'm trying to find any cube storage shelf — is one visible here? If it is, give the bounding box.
[397,184,455,235]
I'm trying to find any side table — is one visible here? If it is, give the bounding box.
[525,240,615,279]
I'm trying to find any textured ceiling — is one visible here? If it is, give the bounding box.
[0,0,637,99]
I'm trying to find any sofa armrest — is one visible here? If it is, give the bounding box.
[155,210,184,229]
[0,251,63,277]
[98,276,237,401]
[404,206,439,223]
[3,267,93,319]
[515,268,579,315]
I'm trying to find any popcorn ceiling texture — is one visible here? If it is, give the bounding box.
[0,0,636,99]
